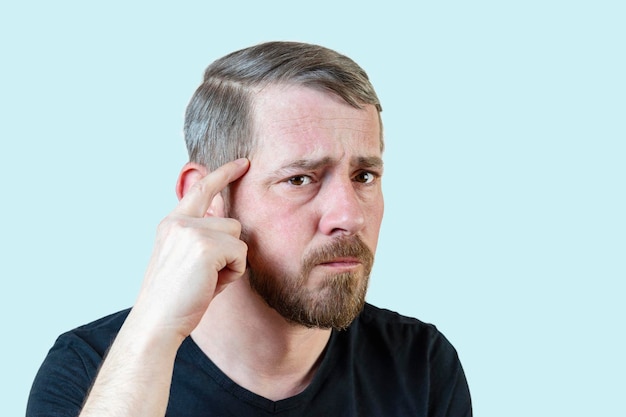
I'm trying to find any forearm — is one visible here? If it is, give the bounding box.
[76,160,249,416]
[79,308,185,417]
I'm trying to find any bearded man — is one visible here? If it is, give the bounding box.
[27,41,472,417]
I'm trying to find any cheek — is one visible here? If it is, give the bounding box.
[244,206,314,252]
[365,198,385,248]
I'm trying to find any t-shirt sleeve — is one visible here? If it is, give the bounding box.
[26,334,103,417]
[427,331,473,417]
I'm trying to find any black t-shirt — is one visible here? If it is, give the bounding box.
[27,303,472,416]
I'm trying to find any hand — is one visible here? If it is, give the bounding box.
[134,158,250,339]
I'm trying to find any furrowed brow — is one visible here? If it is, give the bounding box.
[272,155,383,177]
[277,157,335,173]
[355,156,384,170]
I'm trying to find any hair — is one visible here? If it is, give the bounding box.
[184,41,383,171]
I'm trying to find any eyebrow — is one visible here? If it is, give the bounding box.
[356,156,384,170]
[276,156,384,174]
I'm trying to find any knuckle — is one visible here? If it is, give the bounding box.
[157,216,185,233]
[237,239,248,254]
[224,218,242,234]
[194,182,211,199]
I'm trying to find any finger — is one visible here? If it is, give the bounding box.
[174,158,249,218]
[216,239,249,287]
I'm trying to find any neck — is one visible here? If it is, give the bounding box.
[191,278,332,401]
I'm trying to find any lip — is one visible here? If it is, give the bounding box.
[317,257,362,269]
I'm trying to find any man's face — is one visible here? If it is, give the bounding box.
[229,84,384,330]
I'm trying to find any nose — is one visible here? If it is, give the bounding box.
[318,177,366,236]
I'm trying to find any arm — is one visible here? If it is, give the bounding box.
[428,332,473,417]
[78,158,250,417]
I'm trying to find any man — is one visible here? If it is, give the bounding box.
[27,41,472,416]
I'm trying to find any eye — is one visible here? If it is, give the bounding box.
[287,175,313,186]
[354,171,377,184]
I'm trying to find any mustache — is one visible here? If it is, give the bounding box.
[302,236,374,273]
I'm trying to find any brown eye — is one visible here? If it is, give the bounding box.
[354,171,376,184]
[288,175,312,186]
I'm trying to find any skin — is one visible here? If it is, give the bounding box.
[79,84,384,415]
[233,84,383,291]
[80,159,251,416]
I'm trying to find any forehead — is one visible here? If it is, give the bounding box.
[251,84,382,161]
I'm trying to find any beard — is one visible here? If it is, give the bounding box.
[242,230,374,330]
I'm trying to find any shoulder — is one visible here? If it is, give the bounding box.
[355,303,441,342]
[54,308,131,357]
[358,302,434,327]
[348,303,460,362]
[331,304,472,414]
[27,309,132,415]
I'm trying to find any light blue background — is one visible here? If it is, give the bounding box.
[1,1,624,416]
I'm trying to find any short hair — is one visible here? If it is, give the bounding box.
[184,41,383,172]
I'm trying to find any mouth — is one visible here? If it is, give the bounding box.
[317,257,362,270]
[303,236,374,277]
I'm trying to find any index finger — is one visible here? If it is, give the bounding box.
[174,158,250,217]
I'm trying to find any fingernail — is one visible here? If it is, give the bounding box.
[234,158,249,166]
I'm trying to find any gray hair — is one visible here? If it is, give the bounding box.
[184,41,383,172]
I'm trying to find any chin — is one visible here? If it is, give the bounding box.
[256,271,370,331]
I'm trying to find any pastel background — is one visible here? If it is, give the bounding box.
[1,1,624,416]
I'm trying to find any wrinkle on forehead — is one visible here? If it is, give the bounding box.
[251,84,382,159]
[254,84,379,128]
[269,115,377,138]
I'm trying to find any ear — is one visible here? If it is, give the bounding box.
[176,162,226,217]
